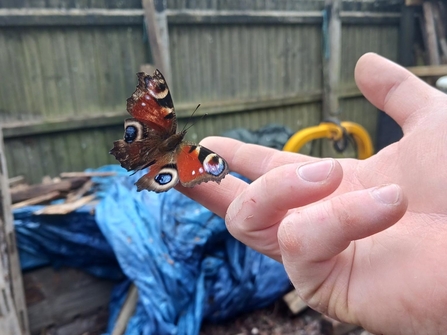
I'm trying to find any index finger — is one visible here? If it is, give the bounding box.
[200,136,315,181]
[177,137,314,217]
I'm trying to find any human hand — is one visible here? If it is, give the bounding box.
[179,53,447,335]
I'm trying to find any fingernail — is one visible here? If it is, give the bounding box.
[371,184,400,204]
[297,159,334,182]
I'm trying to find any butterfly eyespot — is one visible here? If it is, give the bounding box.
[124,125,138,143]
[155,173,173,185]
[203,154,226,176]
[150,166,179,191]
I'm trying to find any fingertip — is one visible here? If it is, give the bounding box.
[354,52,378,83]
[370,184,402,205]
[354,53,408,109]
[370,183,408,221]
[354,53,446,132]
[297,158,337,184]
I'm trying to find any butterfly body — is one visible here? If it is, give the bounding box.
[110,70,229,193]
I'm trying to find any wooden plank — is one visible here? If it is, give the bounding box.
[11,191,62,210]
[432,1,447,62]
[0,9,401,27]
[142,0,172,84]
[2,88,366,139]
[338,12,401,24]
[24,267,114,334]
[0,9,144,26]
[63,132,87,173]
[0,0,142,9]
[322,0,342,119]
[8,176,25,188]
[34,194,96,215]
[2,113,127,139]
[111,284,138,335]
[282,290,308,314]
[10,178,88,204]
[167,10,400,25]
[406,64,447,77]
[65,180,93,203]
[168,10,323,25]
[422,1,440,65]
[0,266,22,335]
[60,171,116,178]
[0,128,29,335]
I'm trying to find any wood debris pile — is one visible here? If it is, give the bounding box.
[10,171,116,215]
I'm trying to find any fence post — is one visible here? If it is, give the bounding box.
[322,0,342,119]
[142,0,172,83]
[0,127,29,335]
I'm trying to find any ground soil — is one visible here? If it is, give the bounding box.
[199,299,365,335]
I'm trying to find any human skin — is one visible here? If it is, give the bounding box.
[178,53,447,335]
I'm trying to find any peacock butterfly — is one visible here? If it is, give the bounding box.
[110,70,229,193]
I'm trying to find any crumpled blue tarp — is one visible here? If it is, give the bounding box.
[14,162,291,334]
[14,203,123,280]
[95,166,291,335]
[14,123,294,334]
[14,165,291,334]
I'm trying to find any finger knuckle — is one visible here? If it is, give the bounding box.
[327,197,360,231]
[278,215,305,255]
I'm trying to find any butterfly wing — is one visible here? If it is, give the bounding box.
[132,143,229,193]
[134,155,180,193]
[127,70,177,136]
[110,119,158,171]
[176,143,229,187]
[111,70,179,173]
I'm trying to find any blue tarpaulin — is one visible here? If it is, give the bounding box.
[95,167,291,334]
[14,125,293,334]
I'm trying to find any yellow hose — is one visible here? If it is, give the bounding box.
[283,122,374,159]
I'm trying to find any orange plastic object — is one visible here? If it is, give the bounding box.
[283,122,374,159]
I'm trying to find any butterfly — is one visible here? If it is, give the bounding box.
[110,70,229,193]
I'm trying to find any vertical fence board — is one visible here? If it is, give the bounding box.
[0,128,29,335]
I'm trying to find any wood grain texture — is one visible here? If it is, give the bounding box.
[142,0,172,83]
[423,1,440,65]
[23,266,114,335]
[0,26,149,123]
[0,128,29,335]
[11,178,88,203]
[322,0,342,119]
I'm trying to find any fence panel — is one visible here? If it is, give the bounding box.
[0,1,400,183]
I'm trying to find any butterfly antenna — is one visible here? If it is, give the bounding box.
[181,104,206,132]
[185,112,208,132]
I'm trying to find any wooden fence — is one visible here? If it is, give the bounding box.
[0,0,401,183]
